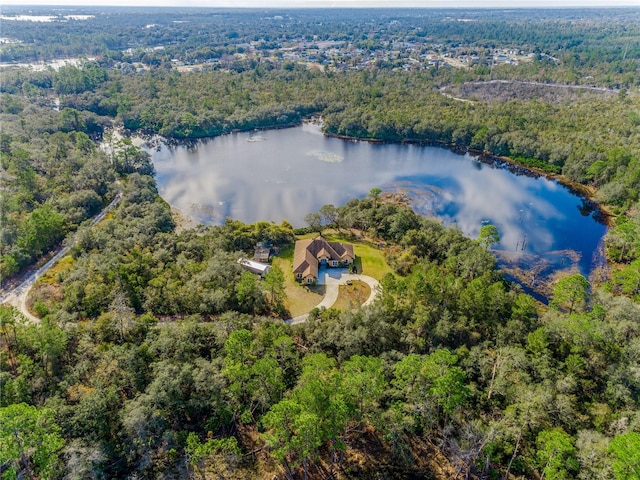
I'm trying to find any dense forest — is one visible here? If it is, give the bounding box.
[1,6,640,480]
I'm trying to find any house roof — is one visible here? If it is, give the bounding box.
[254,246,271,262]
[238,258,271,275]
[292,236,355,279]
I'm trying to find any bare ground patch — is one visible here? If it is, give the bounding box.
[332,280,371,312]
[444,80,618,104]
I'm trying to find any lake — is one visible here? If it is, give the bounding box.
[147,123,607,287]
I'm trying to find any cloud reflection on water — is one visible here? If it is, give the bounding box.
[147,123,606,276]
[450,168,563,255]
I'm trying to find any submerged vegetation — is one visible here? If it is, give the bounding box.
[1,6,640,480]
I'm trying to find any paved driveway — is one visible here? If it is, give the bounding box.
[289,268,380,324]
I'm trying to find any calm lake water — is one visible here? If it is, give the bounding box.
[147,123,607,281]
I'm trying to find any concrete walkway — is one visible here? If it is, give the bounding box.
[288,268,380,324]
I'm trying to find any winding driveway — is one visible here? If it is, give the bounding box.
[0,193,122,322]
[1,195,380,327]
[288,268,381,324]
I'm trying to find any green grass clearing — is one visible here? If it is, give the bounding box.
[273,233,393,316]
[272,244,325,317]
[319,230,394,280]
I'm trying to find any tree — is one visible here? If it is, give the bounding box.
[340,355,385,424]
[609,432,640,480]
[369,187,382,208]
[18,318,68,378]
[60,107,85,132]
[109,289,135,341]
[261,398,303,478]
[304,212,323,235]
[551,274,590,314]
[575,430,615,480]
[609,259,640,298]
[235,271,265,314]
[222,328,287,421]
[18,205,66,259]
[291,411,323,480]
[0,403,65,480]
[536,428,579,480]
[392,353,425,401]
[381,402,415,462]
[478,224,500,249]
[423,349,469,418]
[0,305,20,376]
[393,350,469,428]
[223,330,255,381]
[111,138,154,176]
[605,218,640,263]
[250,357,285,413]
[319,204,340,229]
[263,265,286,313]
[262,353,350,478]
[185,433,240,480]
[61,440,107,480]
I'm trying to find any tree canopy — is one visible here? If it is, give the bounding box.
[1,6,640,479]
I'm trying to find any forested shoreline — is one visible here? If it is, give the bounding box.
[1,7,640,480]
[4,62,639,292]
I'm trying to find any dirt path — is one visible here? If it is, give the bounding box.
[469,79,620,93]
[0,193,122,322]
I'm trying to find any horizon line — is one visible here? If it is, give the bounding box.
[3,3,639,7]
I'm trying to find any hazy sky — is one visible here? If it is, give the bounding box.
[2,0,639,7]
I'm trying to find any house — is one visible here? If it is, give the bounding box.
[292,236,355,284]
[238,258,271,276]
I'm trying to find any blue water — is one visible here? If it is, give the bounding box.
[148,123,607,280]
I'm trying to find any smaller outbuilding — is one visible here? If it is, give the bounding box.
[253,243,272,262]
[238,258,271,276]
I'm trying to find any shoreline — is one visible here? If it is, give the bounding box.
[122,120,615,229]
[128,123,613,298]
[117,121,614,227]
[473,150,615,225]
[322,130,615,227]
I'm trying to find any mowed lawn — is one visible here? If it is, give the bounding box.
[273,232,393,317]
[272,244,326,317]
[320,231,394,280]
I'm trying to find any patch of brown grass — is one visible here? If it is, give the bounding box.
[29,256,72,313]
[37,255,74,284]
[232,423,459,480]
[332,280,370,312]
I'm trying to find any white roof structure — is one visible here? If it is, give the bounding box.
[237,257,271,276]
